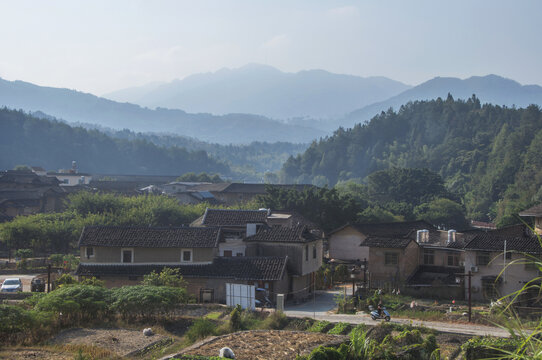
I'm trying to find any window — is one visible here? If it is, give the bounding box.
[447,255,459,266]
[121,249,133,263]
[305,245,309,261]
[223,250,232,257]
[85,247,94,258]
[385,252,398,265]
[313,245,317,259]
[181,249,192,262]
[423,249,435,265]
[236,252,243,257]
[476,252,490,266]
[482,278,498,300]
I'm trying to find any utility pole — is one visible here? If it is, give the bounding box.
[47,264,51,293]
[363,258,367,296]
[468,270,472,322]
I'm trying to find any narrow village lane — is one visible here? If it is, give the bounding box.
[284,290,512,338]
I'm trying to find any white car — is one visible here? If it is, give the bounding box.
[1,278,23,292]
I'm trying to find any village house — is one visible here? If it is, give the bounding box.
[463,224,541,303]
[76,226,289,303]
[76,209,323,303]
[0,170,66,218]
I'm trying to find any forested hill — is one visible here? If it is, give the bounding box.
[282,95,542,224]
[0,108,230,176]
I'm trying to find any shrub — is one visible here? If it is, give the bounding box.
[110,285,188,319]
[229,306,242,331]
[259,311,288,330]
[142,267,186,287]
[328,322,350,335]
[461,336,519,360]
[54,273,77,288]
[0,304,53,344]
[35,285,110,323]
[185,318,216,343]
[307,320,331,333]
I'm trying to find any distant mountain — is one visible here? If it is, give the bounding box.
[0,77,324,144]
[0,108,230,176]
[103,63,411,120]
[340,74,542,129]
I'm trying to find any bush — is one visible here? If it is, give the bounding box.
[185,318,216,343]
[328,322,350,335]
[461,336,519,360]
[35,285,110,323]
[307,320,331,333]
[259,311,288,330]
[0,304,53,344]
[142,267,186,287]
[110,285,188,319]
[229,306,242,331]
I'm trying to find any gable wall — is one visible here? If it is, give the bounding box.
[328,227,366,261]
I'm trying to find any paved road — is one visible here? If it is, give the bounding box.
[284,290,512,338]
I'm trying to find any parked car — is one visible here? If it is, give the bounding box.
[1,278,23,292]
[31,277,46,292]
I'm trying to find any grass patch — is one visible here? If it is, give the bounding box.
[203,311,223,320]
[307,320,331,333]
[328,322,350,335]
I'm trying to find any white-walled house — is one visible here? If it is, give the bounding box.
[463,224,541,302]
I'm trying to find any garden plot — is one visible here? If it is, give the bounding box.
[52,328,169,357]
[173,330,348,360]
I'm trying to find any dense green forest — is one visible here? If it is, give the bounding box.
[106,128,308,178]
[282,96,542,225]
[0,108,230,176]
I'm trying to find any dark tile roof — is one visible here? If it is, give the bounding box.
[360,236,414,249]
[0,171,60,186]
[269,210,321,231]
[464,225,542,254]
[190,183,316,194]
[78,226,221,248]
[245,225,320,243]
[331,220,436,237]
[519,203,542,217]
[76,256,287,281]
[407,265,462,286]
[201,208,269,226]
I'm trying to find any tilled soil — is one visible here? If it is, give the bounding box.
[51,328,168,357]
[174,330,349,360]
[0,349,74,360]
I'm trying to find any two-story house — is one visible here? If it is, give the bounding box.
[76,226,289,303]
[76,208,324,304]
[463,224,541,302]
[244,225,323,300]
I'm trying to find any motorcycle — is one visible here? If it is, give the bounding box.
[370,306,391,322]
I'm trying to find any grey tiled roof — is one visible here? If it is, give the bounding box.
[76,256,287,281]
[331,220,436,237]
[519,203,542,217]
[245,225,320,243]
[464,225,542,254]
[78,226,221,248]
[360,236,414,249]
[201,208,269,226]
[407,265,462,286]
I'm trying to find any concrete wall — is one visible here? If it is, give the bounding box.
[367,241,419,289]
[328,227,368,261]
[245,240,322,276]
[81,246,215,264]
[420,247,464,267]
[464,250,539,301]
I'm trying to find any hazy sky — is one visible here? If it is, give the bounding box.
[1,0,540,95]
